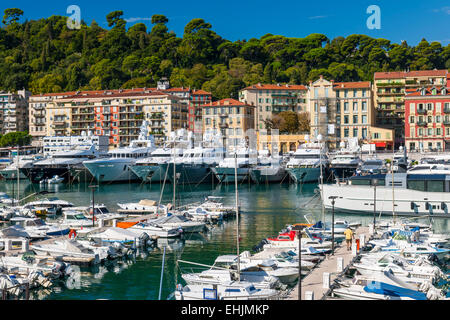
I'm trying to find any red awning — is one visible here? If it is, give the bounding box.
[375,142,386,147]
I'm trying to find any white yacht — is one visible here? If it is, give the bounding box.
[83,122,157,183]
[250,150,287,184]
[130,130,191,183]
[285,140,329,184]
[159,133,224,185]
[24,144,102,183]
[0,155,41,180]
[212,145,258,183]
[321,171,450,217]
[330,139,362,180]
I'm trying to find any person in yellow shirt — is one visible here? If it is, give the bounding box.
[344,228,354,251]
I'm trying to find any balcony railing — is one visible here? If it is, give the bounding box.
[417,109,427,114]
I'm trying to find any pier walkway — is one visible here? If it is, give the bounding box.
[286,226,370,300]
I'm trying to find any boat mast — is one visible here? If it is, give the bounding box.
[234,151,240,281]
[392,150,395,223]
[173,140,176,210]
[17,145,20,205]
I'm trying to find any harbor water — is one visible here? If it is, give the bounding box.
[1,180,449,300]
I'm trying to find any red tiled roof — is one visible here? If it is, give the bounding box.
[243,84,307,91]
[191,89,212,95]
[333,81,371,89]
[405,86,449,97]
[58,90,170,100]
[202,98,250,107]
[164,87,190,92]
[374,69,448,79]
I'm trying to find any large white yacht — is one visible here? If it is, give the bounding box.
[159,131,224,185]
[329,138,362,180]
[212,144,258,183]
[83,122,157,183]
[285,138,329,184]
[130,130,192,183]
[321,171,450,217]
[250,150,287,184]
[24,144,102,183]
[0,155,42,180]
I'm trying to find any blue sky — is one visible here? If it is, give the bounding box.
[2,0,450,45]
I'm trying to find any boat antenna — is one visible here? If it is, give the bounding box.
[392,149,395,224]
[173,139,176,210]
[234,151,240,281]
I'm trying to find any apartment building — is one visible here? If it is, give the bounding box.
[46,90,188,148]
[307,76,339,149]
[374,69,448,148]
[201,98,255,148]
[29,92,79,147]
[405,86,450,152]
[189,89,212,134]
[239,83,308,130]
[0,90,31,135]
[334,81,394,150]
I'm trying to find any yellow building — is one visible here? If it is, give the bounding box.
[257,131,307,153]
[201,98,255,149]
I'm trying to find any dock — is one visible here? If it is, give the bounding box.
[286,226,371,300]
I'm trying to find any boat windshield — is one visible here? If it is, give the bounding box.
[294,154,320,159]
[67,214,87,220]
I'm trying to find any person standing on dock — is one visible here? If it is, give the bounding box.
[344,227,354,251]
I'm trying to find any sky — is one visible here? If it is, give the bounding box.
[1,0,450,45]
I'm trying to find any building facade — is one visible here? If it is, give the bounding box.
[189,89,212,134]
[374,70,448,148]
[201,98,255,149]
[405,86,450,152]
[0,90,31,135]
[46,90,188,148]
[239,84,308,131]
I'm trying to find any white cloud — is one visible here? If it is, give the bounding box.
[433,7,450,14]
[308,15,329,20]
[125,17,152,23]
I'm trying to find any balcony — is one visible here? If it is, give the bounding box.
[417,109,427,115]
[417,120,427,126]
[443,120,450,125]
[443,107,450,113]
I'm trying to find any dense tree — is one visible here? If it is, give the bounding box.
[0,131,31,147]
[0,8,447,98]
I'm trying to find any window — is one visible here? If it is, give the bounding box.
[362,101,367,112]
[428,116,433,123]
[436,115,441,123]
[344,102,349,112]
[353,128,358,137]
[427,103,433,111]
[353,102,358,112]
[344,115,349,124]
[362,115,367,124]
[344,128,349,137]
[362,128,367,138]
[353,115,358,124]
[436,128,441,136]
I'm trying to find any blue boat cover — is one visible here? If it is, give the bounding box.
[364,281,427,300]
[312,221,323,229]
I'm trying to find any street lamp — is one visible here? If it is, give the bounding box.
[328,196,338,255]
[372,178,379,231]
[89,185,99,227]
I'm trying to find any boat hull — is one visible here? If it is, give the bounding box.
[0,168,28,180]
[21,167,71,184]
[321,183,450,218]
[286,167,322,184]
[211,167,251,184]
[160,163,217,185]
[250,167,287,184]
[130,165,166,183]
[83,160,139,183]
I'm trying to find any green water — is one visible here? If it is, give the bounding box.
[1,180,449,300]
